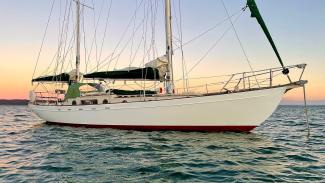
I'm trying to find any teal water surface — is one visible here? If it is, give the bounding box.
[0,105,324,182]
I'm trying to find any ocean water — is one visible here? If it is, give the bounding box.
[0,105,324,182]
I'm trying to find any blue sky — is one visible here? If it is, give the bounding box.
[0,0,324,103]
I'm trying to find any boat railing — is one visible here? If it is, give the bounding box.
[33,92,62,105]
[174,64,306,95]
[32,64,306,105]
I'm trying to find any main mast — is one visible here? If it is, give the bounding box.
[75,0,81,82]
[165,0,174,94]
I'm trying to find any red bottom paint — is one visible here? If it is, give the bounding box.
[45,121,256,132]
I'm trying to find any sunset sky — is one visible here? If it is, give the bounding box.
[0,0,324,104]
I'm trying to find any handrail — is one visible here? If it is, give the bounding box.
[180,64,305,81]
[174,64,306,94]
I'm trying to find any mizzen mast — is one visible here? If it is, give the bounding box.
[165,0,174,94]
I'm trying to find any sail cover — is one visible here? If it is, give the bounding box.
[32,70,80,83]
[33,56,167,82]
[111,89,157,95]
[32,73,71,83]
[83,67,162,81]
[145,55,168,79]
[84,56,167,81]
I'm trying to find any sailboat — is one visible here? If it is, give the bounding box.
[29,0,307,132]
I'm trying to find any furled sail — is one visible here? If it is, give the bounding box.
[247,0,288,74]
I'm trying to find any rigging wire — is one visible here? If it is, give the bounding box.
[40,50,59,76]
[98,0,113,66]
[151,0,159,88]
[88,0,149,72]
[87,0,105,71]
[221,0,260,88]
[173,8,244,52]
[129,34,144,67]
[175,0,189,94]
[54,0,63,76]
[140,1,149,96]
[110,5,150,70]
[152,1,159,60]
[56,0,78,83]
[116,0,149,70]
[185,10,244,77]
[32,0,56,81]
[60,31,76,73]
[54,0,70,78]
[128,1,156,68]
[303,85,310,138]
[58,0,73,76]
[129,0,138,68]
[41,15,75,78]
[105,0,145,71]
[40,1,74,77]
[88,0,158,73]
[137,1,160,95]
[55,0,62,76]
[137,0,157,69]
[171,6,249,86]
[82,3,88,73]
[81,0,96,74]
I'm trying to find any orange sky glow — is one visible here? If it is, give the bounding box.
[0,0,324,105]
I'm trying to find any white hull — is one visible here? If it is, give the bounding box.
[29,86,290,132]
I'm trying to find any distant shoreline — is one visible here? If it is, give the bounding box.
[0,99,29,105]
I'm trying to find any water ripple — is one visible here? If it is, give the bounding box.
[0,105,324,182]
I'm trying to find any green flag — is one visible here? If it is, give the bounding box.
[247,0,288,74]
